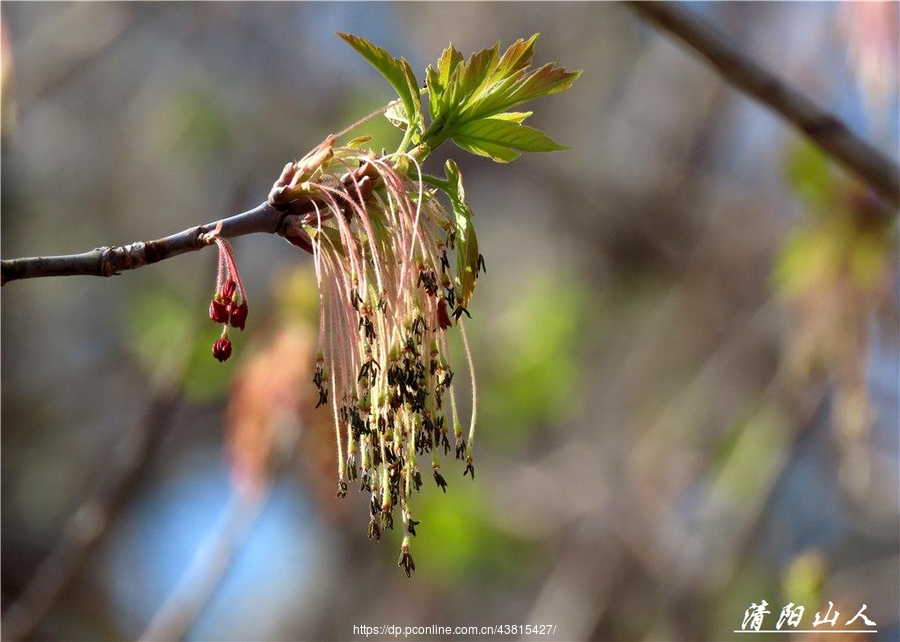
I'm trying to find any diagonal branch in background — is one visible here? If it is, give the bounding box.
[628,1,900,210]
[0,379,185,642]
[138,490,270,642]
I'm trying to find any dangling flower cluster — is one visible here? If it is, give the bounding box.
[277,138,482,577]
[209,238,249,362]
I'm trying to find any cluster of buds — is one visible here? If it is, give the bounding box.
[209,238,249,362]
[276,138,483,577]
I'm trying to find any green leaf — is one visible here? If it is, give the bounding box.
[772,228,839,297]
[420,34,579,162]
[489,111,532,123]
[429,36,538,125]
[785,141,833,208]
[444,159,480,307]
[400,58,424,136]
[461,62,581,122]
[452,43,500,110]
[338,33,423,136]
[453,139,521,163]
[426,44,464,121]
[452,117,566,162]
[489,34,539,83]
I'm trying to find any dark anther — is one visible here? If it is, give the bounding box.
[453,305,472,321]
[477,253,487,274]
[445,287,456,308]
[441,251,450,272]
[414,388,426,410]
[336,479,348,498]
[417,270,438,296]
[389,485,400,508]
[433,467,448,493]
[380,510,394,531]
[407,517,420,537]
[357,359,380,385]
[367,517,381,541]
[411,316,427,340]
[398,547,415,578]
[455,437,466,460]
[464,455,475,479]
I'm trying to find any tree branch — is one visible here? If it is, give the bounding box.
[0,149,382,286]
[138,489,269,642]
[628,1,900,210]
[1,202,285,286]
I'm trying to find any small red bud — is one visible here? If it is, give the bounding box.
[230,301,249,331]
[212,337,232,362]
[221,278,237,300]
[437,299,452,330]
[209,299,230,323]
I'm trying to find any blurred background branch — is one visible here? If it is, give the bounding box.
[629,1,900,209]
[1,361,189,642]
[138,488,270,642]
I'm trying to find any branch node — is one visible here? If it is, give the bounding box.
[97,246,117,277]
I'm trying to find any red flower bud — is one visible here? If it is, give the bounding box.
[209,299,230,323]
[212,337,232,362]
[437,299,452,330]
[221,278,237,301]
[230,301,249,331]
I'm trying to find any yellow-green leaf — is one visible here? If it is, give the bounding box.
[461,63,581,122]
[490,34,539,84]
[452,117,566,162]
[338,33,423,136]
[444,159,480,307]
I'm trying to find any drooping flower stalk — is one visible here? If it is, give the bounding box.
[274,137,481,575]
[208,237,249,362]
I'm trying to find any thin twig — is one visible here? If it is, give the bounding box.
[0,155,383,286]
[628,1,900,209]
[138,489,270,642]
[1,202,282,286]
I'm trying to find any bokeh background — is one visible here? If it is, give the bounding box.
[2,3,898,641]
